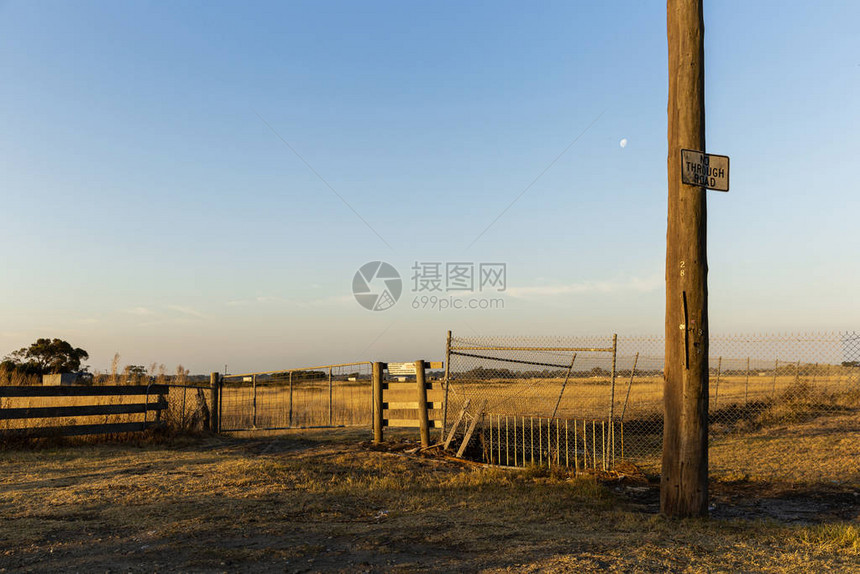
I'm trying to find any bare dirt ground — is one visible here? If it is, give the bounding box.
[1,430,858,573]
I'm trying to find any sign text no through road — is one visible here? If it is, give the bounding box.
[681,149,730,192]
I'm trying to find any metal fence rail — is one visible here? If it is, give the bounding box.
[219,362,373,431]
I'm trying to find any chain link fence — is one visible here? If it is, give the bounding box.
[220,362,373,431]
[445,332,860,481]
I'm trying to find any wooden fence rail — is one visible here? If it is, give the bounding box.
[0,384,169,439]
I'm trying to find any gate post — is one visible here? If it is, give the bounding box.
[252,373,257,429]
[372,362,384,443]
[415,360,431,448]
[210,372,220,433]
[442,330,452,441]
[288,371,293,428]
[608,333,618,463]
[329,366,334,426]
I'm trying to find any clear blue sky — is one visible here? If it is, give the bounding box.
[1,1,857,372]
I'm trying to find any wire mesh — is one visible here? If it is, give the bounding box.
[219,362,373,431]
[161,384,211,432]
[445,334,618,420]
[445,332,860,481]
[617,332,860,480]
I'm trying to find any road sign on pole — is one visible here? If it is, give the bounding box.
[681,149,730,191]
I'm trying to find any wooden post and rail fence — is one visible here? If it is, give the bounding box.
[0,384,170,439]
[0,361,446,441]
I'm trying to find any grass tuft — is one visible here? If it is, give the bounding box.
[799,523,860,553]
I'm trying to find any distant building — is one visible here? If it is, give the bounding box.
[42,373,79,386]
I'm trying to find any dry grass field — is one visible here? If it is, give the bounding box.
[220,382,374,430]
[0,429,858,573]
[218,370,858,430]
[448,372,859,419]
[2,364,857,571]
[213,372,860,483]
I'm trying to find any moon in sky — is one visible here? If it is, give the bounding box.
[619,138,628,148]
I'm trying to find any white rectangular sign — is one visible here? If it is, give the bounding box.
[681,149,730,192]
[387,362,417,376]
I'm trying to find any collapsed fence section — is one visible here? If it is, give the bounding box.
[219,362,373,431]
[443,334,623,469]
[480,413,623,472]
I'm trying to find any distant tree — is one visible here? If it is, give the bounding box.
[3,338,89,375]
[291,370,326,382]
[123,365,148,382]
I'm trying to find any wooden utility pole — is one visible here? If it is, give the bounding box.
[663,0,709,518]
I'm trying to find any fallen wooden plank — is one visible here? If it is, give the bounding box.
[456,400,487,459]
[443,399,471,451]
